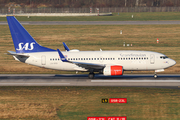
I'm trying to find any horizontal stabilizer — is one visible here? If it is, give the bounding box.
[7,51,29,57]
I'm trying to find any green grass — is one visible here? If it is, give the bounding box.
[1,12,180,21]
[0,86,180,119]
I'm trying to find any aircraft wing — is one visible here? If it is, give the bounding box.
[73,61,105,69]
[57,49,105,70]
[6,51,30,57]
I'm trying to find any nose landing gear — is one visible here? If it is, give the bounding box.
[154,73,157,78]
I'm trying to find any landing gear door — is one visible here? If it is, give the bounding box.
[150,54,155,64]
[41,55,46,65]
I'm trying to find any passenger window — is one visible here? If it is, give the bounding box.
[97,58,99,60]
[94,58,96,60]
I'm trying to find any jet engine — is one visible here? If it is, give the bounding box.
[103,65,123,76]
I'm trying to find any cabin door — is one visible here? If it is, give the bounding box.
[150,54,155,64]
[41,55,46,65]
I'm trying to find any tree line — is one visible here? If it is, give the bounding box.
[0,0,180,8]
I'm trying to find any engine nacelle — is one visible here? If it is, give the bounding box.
[103,65,123,76]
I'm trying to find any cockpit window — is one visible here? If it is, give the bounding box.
[160,56,168,59]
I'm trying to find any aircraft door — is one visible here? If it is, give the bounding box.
[150,54,155,64]
[41,55,46,65]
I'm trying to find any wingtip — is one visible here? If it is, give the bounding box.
[57,49,68,62]
[62,42,70,51]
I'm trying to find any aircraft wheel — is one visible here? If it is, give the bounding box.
[88,73,95,79]
[154,74,157,78]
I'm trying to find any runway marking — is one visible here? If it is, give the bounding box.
[91,80,180,82]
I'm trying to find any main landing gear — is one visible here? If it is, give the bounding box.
[88,73,95,79]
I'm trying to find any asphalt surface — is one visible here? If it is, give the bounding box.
[1,21,180,25]
[0,74,180,88]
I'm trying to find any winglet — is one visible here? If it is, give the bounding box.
[57,49,68,62]
[63,42,70,51]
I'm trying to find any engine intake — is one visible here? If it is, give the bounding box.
[103,65,123,76]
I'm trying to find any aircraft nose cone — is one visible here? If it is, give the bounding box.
[169,59,176,66]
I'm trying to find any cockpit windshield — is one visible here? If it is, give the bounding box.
[160,56,168,59]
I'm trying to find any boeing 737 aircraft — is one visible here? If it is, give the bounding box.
[6,16,176,79]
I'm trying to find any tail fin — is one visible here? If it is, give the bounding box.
[7,16,55,53]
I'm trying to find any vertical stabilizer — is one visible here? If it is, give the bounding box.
[7,16,55,53]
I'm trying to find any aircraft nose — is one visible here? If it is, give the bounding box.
[169,59,176,66]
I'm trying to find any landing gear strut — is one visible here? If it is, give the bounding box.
[88,73,95,79]
[154,73,157,78]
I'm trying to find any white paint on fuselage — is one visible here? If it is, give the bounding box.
[15,50,176,72]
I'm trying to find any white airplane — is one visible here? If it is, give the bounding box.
[6,16,176,79]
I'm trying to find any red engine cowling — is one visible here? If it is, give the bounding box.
[103,65,123,76]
